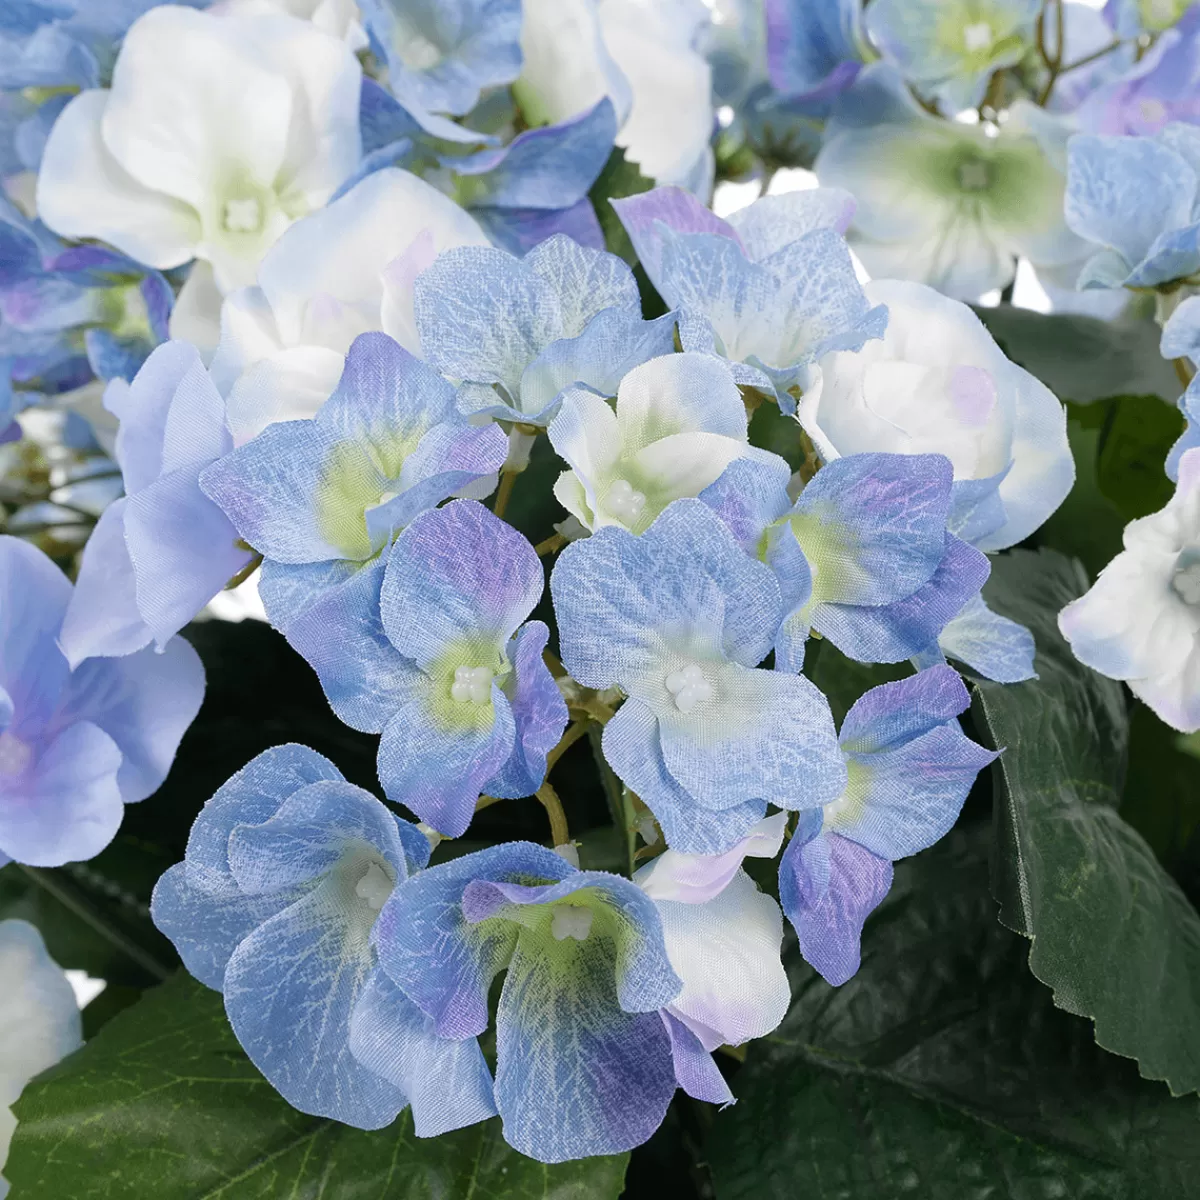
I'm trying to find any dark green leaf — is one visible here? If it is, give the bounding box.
[977,548,1200,1096]
[708,828,1200,1200]
[588,147,653,268]
[974,304,1181,405]
[802,638,910,727]
[8,972,629,1200]
[1093,394,1183,520]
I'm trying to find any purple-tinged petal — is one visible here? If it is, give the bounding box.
[612,186,743,287]
[660,1009,733,1105]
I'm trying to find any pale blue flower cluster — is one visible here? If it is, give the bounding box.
[5,0,1142,1169]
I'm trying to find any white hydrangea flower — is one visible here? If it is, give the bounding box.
[35,5,362,315]
[513,0,714,191]
[211,168,490,444]
[210,0,368,48]
[1060,448,1200,732]
[0,921,82,1198]
[800,279,1074,551]
[549,353,759,535]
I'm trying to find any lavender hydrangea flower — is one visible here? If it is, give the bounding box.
[284,500,567,838]
[60,341,252,665]
[200,332,507,628]
[0,536,203,867]
[613,184,884,412]
[373,840,684,1162]
[413,234,677,427]
[552,498,846,854]
[779,666,997,985]
[152,743,497,1133]
[1065,124,1200,290]
[699,451,991,674]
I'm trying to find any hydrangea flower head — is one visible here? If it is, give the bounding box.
[152,743,498,1133]
[1065,124,1200,290]
[816,65,1084,299]
[779,665,997,985]
[0,919,82,1192]
[200,331,507,627]
[614,184,884,412]
[552,498,846,853]
[283,499,567,837]
[359,0,522,118]
[699,451,991,673]
[60,341,253,665]
[35,6,362,302]
[0,536,203,867]
[374,840,686,1161]
[549,352,766,534]
[413,234,677,426]
[212,168,490,444]
[1060,447,1200,732]
[865,0,1041,112]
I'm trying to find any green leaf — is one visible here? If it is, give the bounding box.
[8,972,629,1200]
[977,548,1200,1096]
[588,147,653,267]
[1092,394,1184,521]
[802,638,910,726]
[707,828,1200,1200]
[974,304,1181,405]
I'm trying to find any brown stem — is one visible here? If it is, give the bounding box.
[492,468,518,520]
[225,550,263,590]
[536,780,570,847]
[1176,358,1197,389]
[534,532,567,557]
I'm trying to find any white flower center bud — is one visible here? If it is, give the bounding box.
[399,32,443,71]
[1137,97,1168,128]
[604,478,647,524]
[0,730,31,776]
[354,861,394,912]
[963,22,994,52]
[223,196,263,234]
[451,665,494,704]
[665,663,713,713]
[551,903,594,942]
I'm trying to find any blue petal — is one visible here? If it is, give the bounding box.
[374,841,574,1037]
[764,0,862,97]
[778,825,893,987]
[1126,220,1200,287]
[601,700,768,854]
[376,676,517,838]
[485,621,568,800]
[551,499,784,689]
[380,500,544,672]
[347,969,497,1137]
[494,926,678,1162]
[1162,294,1200,362]
[812,534,990,664]
[473,198,604,257]
[258,557,363,631]
[947,471,1010,547]
[935,592,1037,683]
[660,1009,733,1105]
[838,663,970,752]
[697,453,792,553]
[223,883,409,1129]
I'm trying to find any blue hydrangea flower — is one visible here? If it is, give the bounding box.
[916,593,1037,684]
[1065,124,1200,290]
[359,0,521,118]
[413,234,677,427]
[59,342,253,665]
[0,535,203,867]
[551,498,846,854]
[1074,7,1200,135]
[865,0,1041,113]
[0,195,172,402]
[699,452,991,674]
[1162,295,1200,480]
[372,840,685,1162]
[283,499,567,838]
[200,332,507,629]
[779,666,997,985]
[151,743,498,1134]
[763,0,864,101]
[612,184,885,412]
[352,83,616,255]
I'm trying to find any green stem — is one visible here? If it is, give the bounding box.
[536,780,570,847]
[492,469,518,520]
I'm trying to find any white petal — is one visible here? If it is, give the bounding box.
[656,871,790,1050]
[35,90,201,268]
[169,261,225,362]
[225,345,346,443]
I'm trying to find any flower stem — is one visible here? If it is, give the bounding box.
[534,532,566,557]
[536,780,570,847]
[493,468,518,520]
